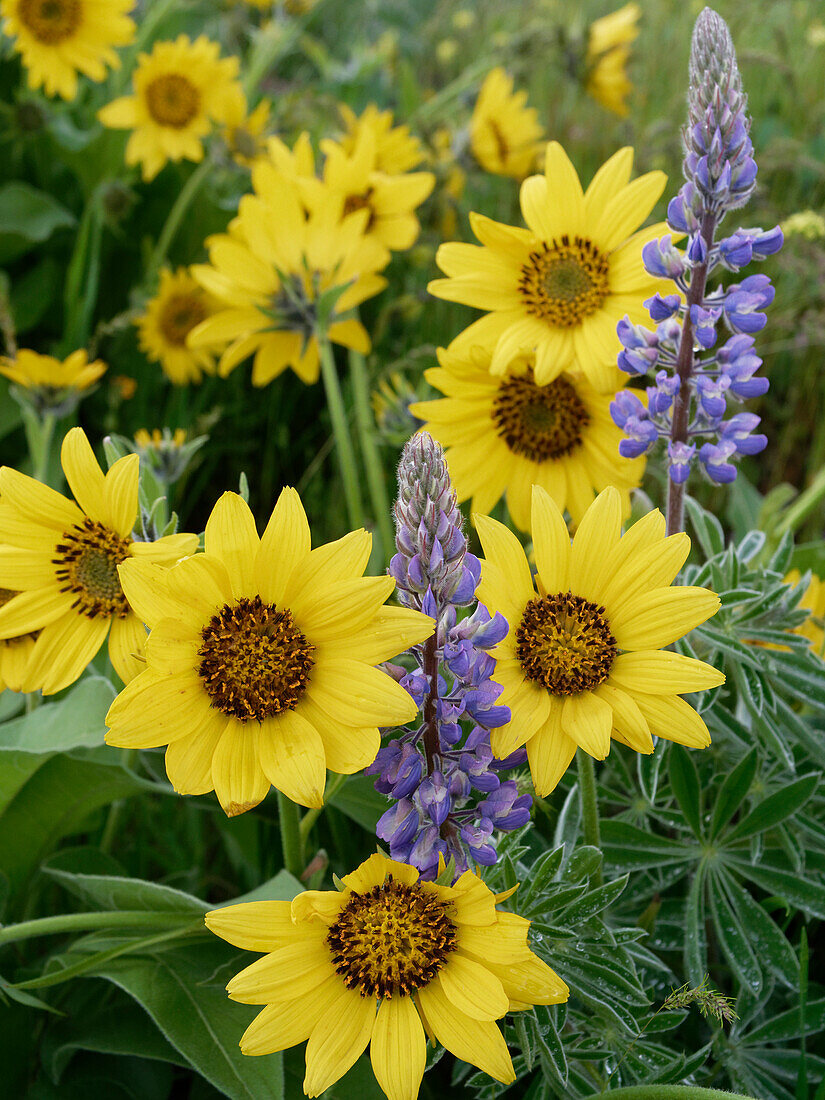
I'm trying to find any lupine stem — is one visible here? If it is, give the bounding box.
[576,749,603,886]
[349,349,394,562]
[583,1088,757,1100]
[146,160,212,281]
[421,634,440,776]
[277,790,305,879]
[318,336,365,530]
[666,212,717,536]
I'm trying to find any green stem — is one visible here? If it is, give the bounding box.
[146,159,212,281]
[242,18,304,96]
[100,748,138,855]
[318,336,365,530]
[349,349,394,562]
[582,1088,758,1100]
[776,463,825,536]
[277,790,305,879]
[576,749,603,886]
[300,772,347,844]
[0,910,196,948]
[32,411,56,485]
[62,190,104,354]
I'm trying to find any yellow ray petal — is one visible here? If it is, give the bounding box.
[103,454,139,537]
[227,938,333,1005]
[257,709,326,808]
[0,467,83,530]
[204,492,260,599]
[303,983,375,1097]
[26,612,110,696]
[164,712,229,795]
[206,900,324,952]
[610,651,725,694]
[108,612,147,685]
[256,487,311,605]
[61,427,106,519]
[370,994,427,1100]
[594,682,653,753]
[609,587,721,650]
[474,514,534,606]
[239,974,339,1056]
[438,953,509,1021]
[118,560,170,629]
[570,486,622,597]
[417,982,515,1084]
[531,484,571,594]
[105,670,212,746]
[211,722,270,817]
[307,659,418,728]
[526,701,577,795]
[561,692,612,759]
[632,692,712,748]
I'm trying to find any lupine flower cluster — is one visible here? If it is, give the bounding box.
[368,432,530,878]
[611,8,782,486]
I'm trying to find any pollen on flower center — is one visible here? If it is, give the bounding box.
[17,0,81,42]
[144,73,200,129]
[158,292,208,346]
[53,519,132,619]
[516,592,617,694]
[197,595,315,721]
[519,237,610,327]
[492,369,590,462]
[326,877,457,998]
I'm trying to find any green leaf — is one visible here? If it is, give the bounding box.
[558,875,629,926]
[768,652,825,712]
[710,747,758,839]
[0,678,116,754]
[0,182,76,264]
[42,865,207,914]
[726,775,818,843]
[225,869,303,906]
[600,820,696,871]
[708,869,763,994]
[9,255,62,334]
[0,748,48,818]
[518,846,565,907]
[745,996,825,1044]
[668,745,703,838]
[730,860,825,920]
[328,773,385,831]
[684,865,707,986]
[685,496,726,558]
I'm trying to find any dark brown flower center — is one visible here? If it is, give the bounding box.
[197,596,315,722]
[53,520,132,619]
[158,292,208,346]
[492,368,590,462]
[326,877,457,998]
[17,0,81,43]
[516,592,617,694]
[144,73,200,129]
[519,236,610,327]
[343,187,376,230]
[486,118,510,164]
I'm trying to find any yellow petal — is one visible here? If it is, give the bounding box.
[609,587,721,650]
[307,659,417,728]
[570,486,622,597]
[257,709,326,808]
[417,982,515,1085]
[0,587,71,638]
[0,467,82,530]
[561,692,612,759]
[438,953,509,1020]
[61,427,106,519]
[303,983,375,1097]
[457,912,530,964]
[594,682,653,753]
[370,994,427,1100]
[610,651,725,694]
[118,560,170,628]
[26,612,110,696]
[206,900,322,952]
[531,484,571,594]
[105,670,211,746]
[342,853,418,893]
[632,692,712,748]
[256,487,311,605]
[485,954,569,1004]
[239,974,339,1056]
[526,701,577,795]
[227,938,333,1005]
[164,711,229,795]
[204,492,260,599]
[104,454,139,537]
[108,612,147,685]
[211,722,270,817]
[297,696,379,775]
[164,555,232,620]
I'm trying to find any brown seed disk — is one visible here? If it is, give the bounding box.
[492,368,590,462]
[516,591,617,694]
[518,235,610,327]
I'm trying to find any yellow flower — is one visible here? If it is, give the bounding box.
[411,345,644,530]
[339,103,425,174]
[0,347,106,404]
[105,490,433,816]
[223,93,272,167]
[0,588,37,693]
[786,570,825,658]
[0,428,198,695]
[470,68,544,179]
[188,167,388,386]
[0,0,134,100]
[134,428,187,451]
[475,486,724,795]
[429,143,668,393]
[136,267,218,385]
[206,852,568,1099]
[586,2,640,117]
[98,34,245,182]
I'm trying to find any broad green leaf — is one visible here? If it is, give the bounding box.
[225,869,303,907]
[600,820,696,871]
[328,773,385,831]
[730,860,825,920]
[0,182,76,264]
[708,869,762,994]
[0,748,48,817]
[726,774,818,843]
[42,866,207,915]
[519,846,565,907]
[0,678,116,754]
[684,865,707,986]
[558,875,629,926]
[9,255,62,334]
[710,747,758,839]
[685,497,726,558]
[668,745,703,838]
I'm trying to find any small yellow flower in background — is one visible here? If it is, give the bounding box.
[781,210,825,241]
[188,166,388,386]
[206,851,568,1099]
[475,486,724,795]
[137,267,218,386]
[806,21,825,47]
[0,588,37,693]
[0,348,106,410]
[411,345,644,530]
[786,570,825,658]
[339,103,425,174]
[134,428,187,451]
[98,35,245,182]
[105,489,433,816]
[222,93,272,167]
[470,68,544,179]
[0,0,134,100]
[0,428,198,695]
[429,143,668,393]
[586,3,641,117]
[111,374,137,400]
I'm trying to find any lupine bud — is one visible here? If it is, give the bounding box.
[645,292,682,321]
[668,441,696,483]
[690,304,721,348]
[642,235,688,279]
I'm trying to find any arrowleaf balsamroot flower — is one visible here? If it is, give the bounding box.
[0,588,36,693]
[429,143,669,392]
[469,68,544,179]
[0,0,135,101]
[206,852,568,1099]
[338,102,425,174]
[585,2,641,118]
[475,485,724,795]
[0,348,106,415]
[105,490,433,816]
[0,428,198,694]
[411,345,644,530]
[136,267,219,385]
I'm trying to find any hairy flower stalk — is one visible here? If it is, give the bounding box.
[611,7,782,534]
[374,433,529,878]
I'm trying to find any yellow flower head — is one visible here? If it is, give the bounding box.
[222,92,272,167]
[0,347,106,408]
[0,428,198,695]
[429,143,669,393]
[188,165,389,386]
[134,428,187,451]
[0,587,37,693]
[137,267,218,385]
[98,34,245,181]
[411,345,644,530]
[786,570,825,658]
[470,68,544,179]
[475,486,724,795]
[338,103,425,174]
[206,851,568,1099]
[586,2,641,117]
[0,0,135,100]
[105,489,434,816]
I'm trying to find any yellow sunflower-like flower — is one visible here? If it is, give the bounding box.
[0,428,198,695]
[206,852,568,1099]
[0,588,37,693]
[98,34,245,182]
[786,570,825,658]
[187,167,388,386]
[411,346,644,530]
[586,3,641,118]
[338,103,425,174]
[475,485,724,795]
[470,68,544,179]
[136,267,218,385]
[429,143,669,393]
[0,347,106,408]
[105,490,433,816]
[222,92,272,167]
[0,0,134,100]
